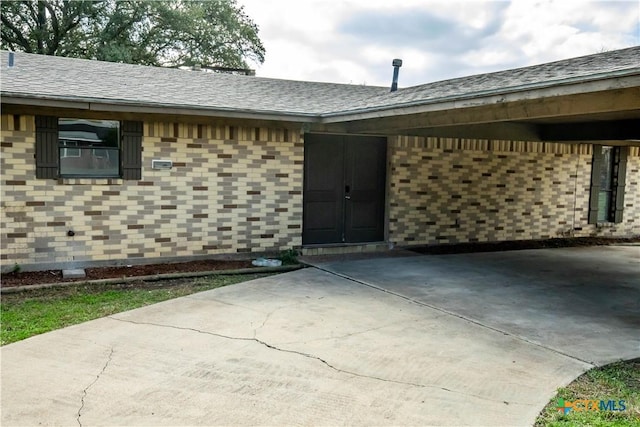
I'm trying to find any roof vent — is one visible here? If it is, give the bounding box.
[8,51,15,68]
[390,58,402,92]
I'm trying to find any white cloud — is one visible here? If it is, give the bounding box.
[238,0,640,87]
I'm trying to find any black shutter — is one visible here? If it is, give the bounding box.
[35,116,58,179]
[121,121,143,180]
[613,147,628,223]
[588,145,603,224]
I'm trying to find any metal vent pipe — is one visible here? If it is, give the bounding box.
[390,58,402,92]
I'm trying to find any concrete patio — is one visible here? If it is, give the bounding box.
[2,246,638,426]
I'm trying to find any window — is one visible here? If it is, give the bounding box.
[61,143,81,158]
[596,146,614,222]
[588,145,628,224]
[35,116,142,180]
[58,119,120,177]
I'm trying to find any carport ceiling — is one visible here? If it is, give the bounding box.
[315,79,640,145]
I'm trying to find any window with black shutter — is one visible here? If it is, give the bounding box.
[35,116,59,179]
[35,116,142,180]
[121,121,143,180]
[588,145,627,224]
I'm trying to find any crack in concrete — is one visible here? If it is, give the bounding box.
[252,301,311,338]
[77,348,114,427]
[184,296,261,312]
[275,320,410,345]
[313,265,597,368]
[107,316,532,407]
[253,308,276,338]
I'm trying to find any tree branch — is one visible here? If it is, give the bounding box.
[1,14,33,52]
[36,1,46,53]
[43,1,60,54]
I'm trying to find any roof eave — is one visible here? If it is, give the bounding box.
[320,70,640,123]
[0,94,320,123]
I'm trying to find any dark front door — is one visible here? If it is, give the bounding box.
[303,134,387,245]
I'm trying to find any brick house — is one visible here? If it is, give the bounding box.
[1,47,639,271]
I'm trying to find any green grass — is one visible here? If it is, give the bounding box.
[0,274,272,346]
[535,359,640,426]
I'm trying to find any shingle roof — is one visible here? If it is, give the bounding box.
[0,51,387,116]
[1,46,639,120]
[333,46,640,116]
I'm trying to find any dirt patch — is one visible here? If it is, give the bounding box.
[1,259,255,288]
[408,236,639,255]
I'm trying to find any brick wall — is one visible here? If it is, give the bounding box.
[388,136,640,246]
[1,115,303,270]
[2,114,639,270]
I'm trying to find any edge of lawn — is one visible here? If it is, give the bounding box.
[1,268,301,345]
[535,358,639,426]
[1,264,303,294]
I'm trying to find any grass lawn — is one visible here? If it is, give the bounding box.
[535,359,640,426]
[0,273,272,346]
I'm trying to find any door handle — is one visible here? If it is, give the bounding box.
[345,195,351,200]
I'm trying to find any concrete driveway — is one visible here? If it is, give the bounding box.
[2,246,638,426]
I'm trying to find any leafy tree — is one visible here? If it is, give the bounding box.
[1,0,265,68]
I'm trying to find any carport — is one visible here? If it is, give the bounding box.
[314,49,639,144]
[304,47,640,250]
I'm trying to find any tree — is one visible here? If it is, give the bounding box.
[0,0,265,69]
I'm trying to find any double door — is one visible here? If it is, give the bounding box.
[303,134,387,245]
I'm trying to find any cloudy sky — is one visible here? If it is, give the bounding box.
[237,0,639,88]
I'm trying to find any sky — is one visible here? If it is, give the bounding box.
[237,0,640,88]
